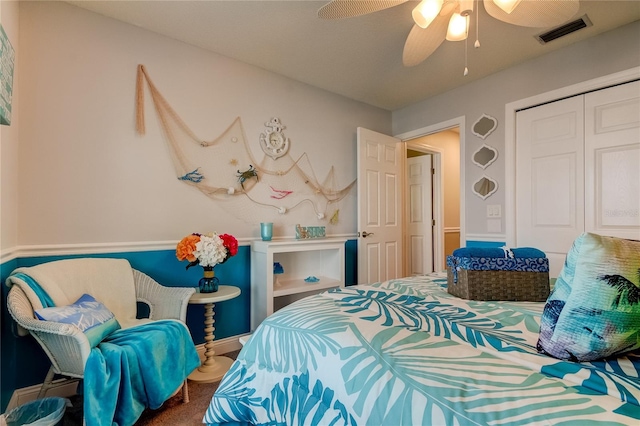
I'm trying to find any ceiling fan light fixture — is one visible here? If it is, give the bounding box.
[446,12,469,41]
[492,0,522,15]
[412,0,443,29]
[459,0,474,16]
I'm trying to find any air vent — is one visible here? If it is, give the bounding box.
[535,15,592,44]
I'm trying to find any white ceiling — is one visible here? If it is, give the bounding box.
[65,0,640,111]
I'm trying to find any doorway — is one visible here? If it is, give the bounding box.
[356,116,465,280]
[406,150,434,275]
[404,128,461,272]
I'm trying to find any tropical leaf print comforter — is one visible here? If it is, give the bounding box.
[204,274,640,425]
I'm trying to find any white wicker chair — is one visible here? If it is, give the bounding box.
[6,260,196,403]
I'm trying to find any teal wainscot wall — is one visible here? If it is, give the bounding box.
[1,239,358,412]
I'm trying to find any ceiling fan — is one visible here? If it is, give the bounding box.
[318,0,580,68]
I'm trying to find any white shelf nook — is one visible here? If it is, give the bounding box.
[250,238,346,331]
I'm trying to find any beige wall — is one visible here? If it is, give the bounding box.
[410,129,461,267]
[415,130,460,230]
[13,1,390,248]
[0,1,19,257]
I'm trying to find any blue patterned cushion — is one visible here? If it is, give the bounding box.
[35,294,121,347]
[446,256,549,272]
[537,233,640,361]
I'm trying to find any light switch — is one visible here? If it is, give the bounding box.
[487,205,502,218]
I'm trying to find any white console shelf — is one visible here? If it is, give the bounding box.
[251,238,346,331]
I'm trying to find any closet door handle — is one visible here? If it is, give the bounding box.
[361,231,374,238]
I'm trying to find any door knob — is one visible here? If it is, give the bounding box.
[361,231,374,238]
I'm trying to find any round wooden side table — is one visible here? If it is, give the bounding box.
[187,285,241,383]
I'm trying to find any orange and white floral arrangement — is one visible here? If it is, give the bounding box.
[176,232,238,292]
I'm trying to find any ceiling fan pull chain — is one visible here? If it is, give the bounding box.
[464,34,469,76]
[474,0,481,48]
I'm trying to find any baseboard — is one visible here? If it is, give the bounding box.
[195,333,249,360]
[5,378,79,412]
[7,334,248,412]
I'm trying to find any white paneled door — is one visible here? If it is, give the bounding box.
[516,96,585,276]
[357,128,403,284]
[584,81,640,241]
[407,155,434,275]
[516,81,640,276]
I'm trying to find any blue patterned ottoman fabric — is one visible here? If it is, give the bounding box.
[447,256,549,273]
[204,274,639,425]
[447,250,549,285]
[538,232,640,362]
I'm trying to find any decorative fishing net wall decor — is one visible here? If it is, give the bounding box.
[135,65,354,225]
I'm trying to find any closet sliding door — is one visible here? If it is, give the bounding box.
[584,81,640,241]
[515,80,639,277]
[516,96,585,277]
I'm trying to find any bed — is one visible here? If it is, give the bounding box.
[203,273,639,425]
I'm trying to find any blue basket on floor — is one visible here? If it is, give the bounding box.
[3,397,69,426]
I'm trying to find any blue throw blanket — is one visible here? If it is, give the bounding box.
[9,272,55,308]
[7,269,200,426]
[84,320,201,426]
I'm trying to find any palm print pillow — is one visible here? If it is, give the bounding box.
[537,232,640,361]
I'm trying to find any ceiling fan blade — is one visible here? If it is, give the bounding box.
[483,0,580,28]
[403,13,449,67]
[318,0,409,19]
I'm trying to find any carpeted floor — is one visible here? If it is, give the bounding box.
[63,350,240,425]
